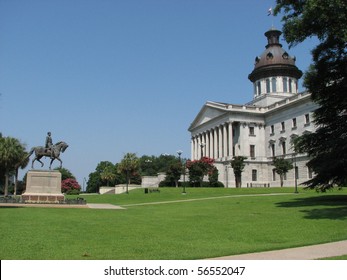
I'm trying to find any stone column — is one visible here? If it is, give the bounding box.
[214,127,218,159]
[206,131,210,158]
[210,129,214,159]
[194,136,198,160]
[223,123,228,159]
[218,125,223,159]
[228,122,233,157]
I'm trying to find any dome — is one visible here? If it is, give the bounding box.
[248,29,302,82]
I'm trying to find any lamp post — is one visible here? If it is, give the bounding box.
[200,142,206,159]
[145,159,152,176]
[177,150,186,194]
[83,177,86,192]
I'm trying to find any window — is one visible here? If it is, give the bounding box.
[257,81,261,95]
[292,118,297,129]
[271,77,277,92]
[282,141,286,155]
[289,78,293,92]
[270,125,275,135]
[249,126,255,136]
[266,79,271,93]
[271,143,275,157]
[252,170,257,181]
[305,114,310,125]
[272,169,276,181]
[250,145,255,158]
[281,122,285,132]
[283,77,288,92]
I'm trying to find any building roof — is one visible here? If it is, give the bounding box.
[248,28,302,82]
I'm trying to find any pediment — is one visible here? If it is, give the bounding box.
[188,103,227,131]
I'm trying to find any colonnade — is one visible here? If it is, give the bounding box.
[191,122,235,160]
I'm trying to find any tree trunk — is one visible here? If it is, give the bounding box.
[235,175,242,188]
[4,172,9,196]
[280,174,284,187]
[14,168,19,195]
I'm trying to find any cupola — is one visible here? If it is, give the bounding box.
[248,28,303,105]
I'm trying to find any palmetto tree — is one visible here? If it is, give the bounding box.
[100,166,116,187]
[0,136,27,196]
[272,157,293,187]
[14,151,29,195]
[230,156,247,188]
[117,153,139,194]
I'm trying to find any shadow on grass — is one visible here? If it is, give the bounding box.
[276,195,347,220]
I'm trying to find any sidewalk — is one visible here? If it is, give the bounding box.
[210,240,347,260]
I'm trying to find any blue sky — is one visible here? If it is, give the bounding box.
[0,0,318,186]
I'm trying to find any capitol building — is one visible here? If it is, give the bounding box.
[188,28,318,188]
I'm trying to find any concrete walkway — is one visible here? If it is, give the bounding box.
[0,203,125,209]
[87,203,125,209]
[210,240,347,260]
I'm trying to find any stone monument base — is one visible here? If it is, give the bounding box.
[22,170,64,203]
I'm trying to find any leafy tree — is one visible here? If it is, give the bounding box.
[208,166,219,187]
[0,136,27,196]
[117,153,139,193]
[230,156,247,188]
[86,161,116,193]
[274,0,347,191]
[54,167,76,181]
[165,161,182,187]
[86,171,102,193]
[139,155,157,176]
[100,165,116,187]
[186,157,215,187]
[272,157,294,187]
[14,151,29,195]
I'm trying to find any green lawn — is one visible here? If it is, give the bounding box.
[1,187,346,260]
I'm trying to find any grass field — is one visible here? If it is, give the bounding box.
[0,187,346,260]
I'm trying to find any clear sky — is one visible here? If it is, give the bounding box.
[0,0,318,186]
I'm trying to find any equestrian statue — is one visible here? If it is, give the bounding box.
[27,132,69,169]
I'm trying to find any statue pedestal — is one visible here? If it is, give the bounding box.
[22,170,64,203]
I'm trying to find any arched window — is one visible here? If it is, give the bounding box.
[289,78,293,92]
[266,79,271,93]
[283,77,288,92]
[257,81,261,95]
[271,77,277,93]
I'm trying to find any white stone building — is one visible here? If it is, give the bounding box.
[188,28,318,188]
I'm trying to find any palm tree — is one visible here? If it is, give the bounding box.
[0,136,27,196]
[100,166,116,187]
[14,151,29,195]
[230,156,247,188]
[272,157,293,187]
[117,153,139,194]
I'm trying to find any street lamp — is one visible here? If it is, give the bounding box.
[83,177,86,192]
[145,159,152,176]
[200,142,206,158]
[177,150,186,194]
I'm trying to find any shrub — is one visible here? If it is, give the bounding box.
[61,178,81,194]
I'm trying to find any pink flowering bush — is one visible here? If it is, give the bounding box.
[186,157,217,187]
[61,178,81,194]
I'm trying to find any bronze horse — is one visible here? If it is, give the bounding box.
[27,141,69,169]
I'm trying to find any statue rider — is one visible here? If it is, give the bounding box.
[45,132,54,159]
